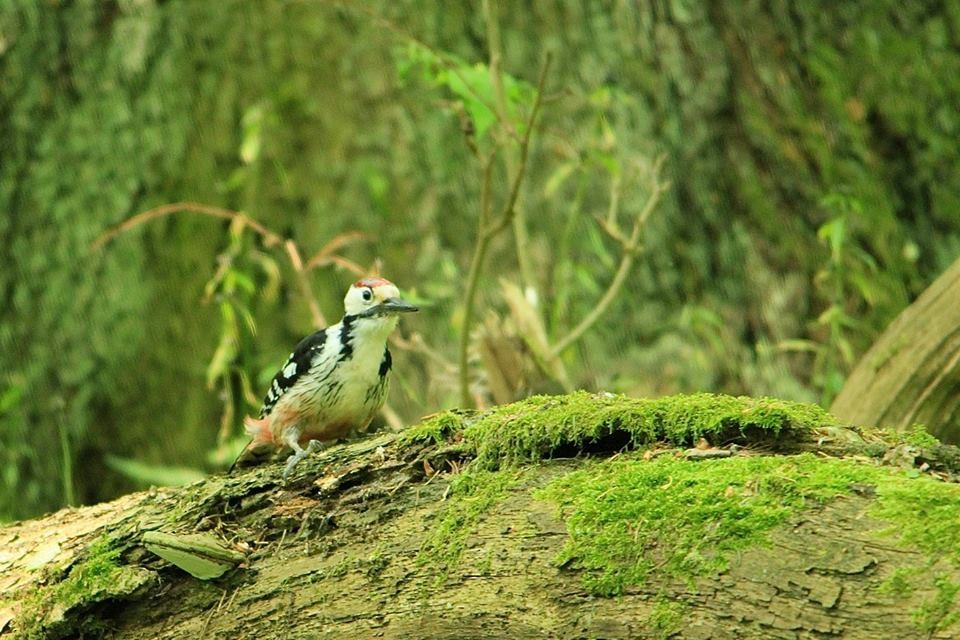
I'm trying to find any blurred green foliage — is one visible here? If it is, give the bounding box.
[1,1,959,519]
[397,41,536,143]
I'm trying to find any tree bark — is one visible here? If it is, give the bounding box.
[2,401,959,640]
[831,256,960,442]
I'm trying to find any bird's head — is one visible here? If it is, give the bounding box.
[344,277,418,319]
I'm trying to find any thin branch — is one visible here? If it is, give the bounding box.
[630,156,670,238]
[483,0,538,290]
[549,247,636,358]
[94,201,329,327]
[458,190,495,406]
[484,53,552,237]
[458,54,552,407]
[93,201,283,249]
[391,332,457,373]
[284,240,327,328]
[550,160,670,357]
[482,0,520,143]
[217,383,235,448]
[311,254,368,277]
[599,170,624,239]
[304,231,369,271]
[479,149,496,227]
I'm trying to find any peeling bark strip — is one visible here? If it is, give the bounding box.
[1,394,959,639]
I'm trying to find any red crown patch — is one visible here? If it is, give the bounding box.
[353,277,394,289]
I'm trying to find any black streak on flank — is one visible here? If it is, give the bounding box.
[260,328,327,417]
[338,315,356,362]
[378,348,392,377]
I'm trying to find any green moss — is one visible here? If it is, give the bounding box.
[871,476,960,564]
[536,453,870,595]
[405,392,843,585]
[402,391,837,468]
[15,536,153,640]
[898,423,941,449]
[328,557,351,579]
[401,410,469,447]
[417,469,522,580]
[363,549,391,580]
[405,392,960,603]
[878,567,919,597]
[912,575,960,635]
[536,453,960,596]
[648,599,687,638]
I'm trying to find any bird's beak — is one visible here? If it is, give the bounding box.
[379,297,419,314]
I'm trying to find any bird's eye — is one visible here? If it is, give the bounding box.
[362,288,373,302]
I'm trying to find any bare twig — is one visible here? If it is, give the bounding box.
[199,588,228,640]
[391,332,458,373]
[93,201,282,249]
[314,254,368,276]
[284,240,327,328]
[94,201,339,328]
[550,156,670,356]
[96,199,403,446]
[458,54,552,407]
[217,383,235,445]
[485,54,552,237]
[304,231,369,272]
[482,0,535,290]
[454,151,497,404]
[482,0,520,143]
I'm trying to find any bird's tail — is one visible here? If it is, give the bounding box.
[244,415,272,441]
[229,416,275,473]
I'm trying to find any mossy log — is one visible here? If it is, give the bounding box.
[2,393,959,639]
[831,256,960,443]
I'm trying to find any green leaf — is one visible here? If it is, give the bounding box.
[394,42,535,141]
[0,383,24,414]
[105,455,206,487]
[544,163,576,198]
[240,104,264,164]
[228,270,256,295]
[817,215,846,260]
[206,334,237,387]
[237,303,258,337]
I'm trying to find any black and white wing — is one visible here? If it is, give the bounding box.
[259,329,327,418]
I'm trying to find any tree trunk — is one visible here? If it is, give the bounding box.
[6,0,960,520]
[831,256,960,443]
[2,393,959,639]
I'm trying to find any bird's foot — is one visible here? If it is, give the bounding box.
[282,439,322,481]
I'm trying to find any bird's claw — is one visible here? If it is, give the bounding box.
[281,440,323,481]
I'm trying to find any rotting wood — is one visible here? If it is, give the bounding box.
[2,403,959,639]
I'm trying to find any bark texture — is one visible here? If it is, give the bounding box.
[5,0,960,519]
[831,256,960,441]
[2,404,959,640]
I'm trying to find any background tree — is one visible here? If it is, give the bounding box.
[1,1,959,519]
[831,255,960,436]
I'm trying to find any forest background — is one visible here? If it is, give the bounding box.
[1,1,959,520]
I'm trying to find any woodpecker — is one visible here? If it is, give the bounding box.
[234,277,417,478]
